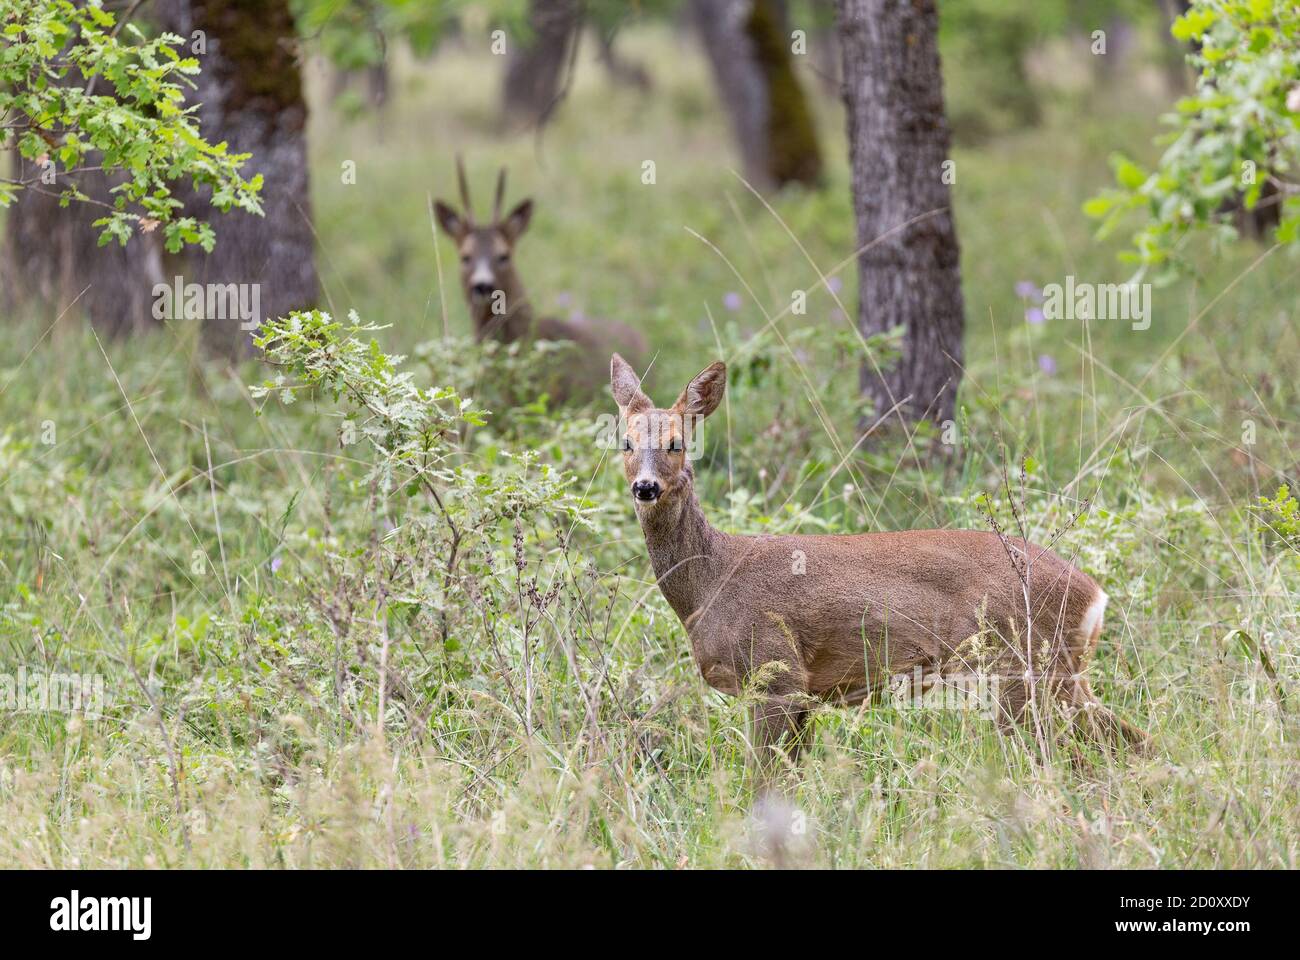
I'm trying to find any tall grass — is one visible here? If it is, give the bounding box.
[0,27,1296,868]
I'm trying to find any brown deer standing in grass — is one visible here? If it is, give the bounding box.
[610,353,1150,789]
[433,159,645,399]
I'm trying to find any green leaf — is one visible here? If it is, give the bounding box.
[1171,8,1216,43]
[1082,195,1115,218]
[1113,156,1148,191]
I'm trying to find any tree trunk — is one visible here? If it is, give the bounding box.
[502,0,583,127]
[811,25,840,99]
[2,105,164,335]
[595,28,652,91]
[692,0,822,190]
[1156,0,1196,94]
[836,0,964,431]
[329,60,390,109]
[159,0,317,358]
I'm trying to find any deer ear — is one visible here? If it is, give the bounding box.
[610,353,650,413]
[675,361,726,420]
[502,199,533,243]
[434,200,466,240]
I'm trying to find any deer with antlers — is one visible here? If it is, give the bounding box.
[434,159,645,399]
[610,353,1150,790]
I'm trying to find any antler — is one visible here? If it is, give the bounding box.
[493,167,507,223]
[456,154,474,225]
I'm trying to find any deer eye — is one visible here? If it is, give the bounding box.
[460,255,470,265]
[667,438,683,452]
[496,253,510,265]
[623,437,633,452]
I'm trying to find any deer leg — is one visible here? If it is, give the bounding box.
[1058,602,1152,756]
[998,670,1151,759]
[1060,675,1152,756]
[748,666,812,792]
[993,672,1065,756]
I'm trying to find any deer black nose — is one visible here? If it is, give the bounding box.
[632,480,661,502]
[471,282,493,298]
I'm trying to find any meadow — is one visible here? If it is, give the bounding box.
[0,27,1296,868]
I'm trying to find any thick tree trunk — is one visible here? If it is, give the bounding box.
[502,0,583,127]
[2,105,164,335]
[836,0,964,430]
[160,0,317,358]
[692,0,822,190]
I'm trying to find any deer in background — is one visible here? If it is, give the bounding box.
[610,353,1150,790]
[434,158,645,399]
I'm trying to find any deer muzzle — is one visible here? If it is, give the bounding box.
[632,479,662,502]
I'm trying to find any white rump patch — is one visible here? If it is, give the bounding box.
[1078,591,1108,639]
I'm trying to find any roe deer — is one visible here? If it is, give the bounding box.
[434,159,645,399]
[610,354,1150,787]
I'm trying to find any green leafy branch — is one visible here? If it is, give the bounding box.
[0,0,263,250]
[253,309,578,541]
[252,309,583,646]
[1254,484,1300,564]
[1086,0,1300,279]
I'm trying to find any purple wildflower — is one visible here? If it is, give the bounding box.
[1025,307,1045,325]
[1038,354,1057,376]
[827,276,844,295]
[723,291,743,312]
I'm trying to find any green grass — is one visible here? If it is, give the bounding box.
[0,27,1297,868]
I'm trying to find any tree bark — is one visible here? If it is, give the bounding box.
[836,0,964,431]
[502,0,583,128]
[692,0,822,190]
[159,0,317,358]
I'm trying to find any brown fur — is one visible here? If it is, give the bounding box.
[611,354,1149,786]
[434,167,644,400]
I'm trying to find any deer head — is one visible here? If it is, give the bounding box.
[610,353,726,508]
[434,157,533,340]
